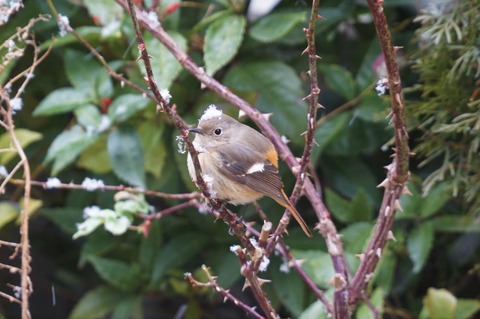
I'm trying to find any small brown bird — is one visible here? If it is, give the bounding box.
[187,106,312,237]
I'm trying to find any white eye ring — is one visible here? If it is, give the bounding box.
[214,128,222,135]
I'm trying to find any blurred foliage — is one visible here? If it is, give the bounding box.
[0,0,479,318]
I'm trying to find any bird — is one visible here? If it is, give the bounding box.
[187,106,312,237]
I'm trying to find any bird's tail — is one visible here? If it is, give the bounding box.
[275,190,312,237]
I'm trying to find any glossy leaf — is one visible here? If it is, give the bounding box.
[271,260,305,317]
[88,256,142,291]
[77,136,112,174]
[108,94,150,123]
[138,121,166,179]
[74,104,102,130]
[456,299,480,319]
[41,208,83,235]
[356,288,384,318]
[325,188,373,223]
[340,222,372,253]
[250,11,306,43]
[143,32,187,89]
[107,126,145,188]
[204,14,246,76]
[68,286,126,319]
[292,250,334,288]
[0,129,42,164]
[318,64,357,100]
[34,88,91,116]
[420,182,450,218]
[407,221,434,273]
[423,288,457,319]
[64,50,113,98]
[150,232,207,287]
[432,215,480,233]
[83,0,123,25]
[299,300,329,319]
[224,60,307,140]
[45,125,99,174]
[312,112,350,162]
[0,202,19,229]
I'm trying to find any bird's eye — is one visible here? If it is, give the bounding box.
[214,128,222,135]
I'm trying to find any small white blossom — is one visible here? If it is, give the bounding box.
[375,77,389,96]
[8,39,15,51]
[81,177,105,191]
[176,136,186,154]
[259,256,270,272]
[230,245,241,254]
[57,14,70,37]
[144,11,161,28]
[199,105,223,122]
[0,166,8,177]
[45,177,61,189]
[10,98,23,113]
[281,135,290,144]
[249,237,259,247]
[160,89,171,103]
[279,260,290,273]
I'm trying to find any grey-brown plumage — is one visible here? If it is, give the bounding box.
[187,110,312,237]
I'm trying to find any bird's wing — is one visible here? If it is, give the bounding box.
[216,143,284,201]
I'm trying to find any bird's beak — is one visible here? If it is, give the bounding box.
[188,127,203,134]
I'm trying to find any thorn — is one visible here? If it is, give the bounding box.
[402,185,412,195]
[316,55,322,59]
[302,93,312,101]
[242,279,251,291]
[387,230,397,241]
[238,109,246,120]
[365,273,374,283]
[317,103,325,109]
[355,253,365,261]
[301,47,309,55]
[394,199,403,212]
[376,248,382,258]
[257,278,271,286]
[261,113,273,121]
[377,179,389,188]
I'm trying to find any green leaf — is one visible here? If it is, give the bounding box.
[271,260,305,317]
[150,232,207,286]
[0,202,19,229]
[312,112,350,162]
[83,0,123,25]
[41,208,83,235]
[74,104,102,130]
[64,50,113,99]
[224,60,308,140]
[353,93,390,122]
[88,256,142,291]
[420,182,450,218]
[432,215,480,233]
[77,136,112,174]
[108,94,150,123]
[340,222,372,253]
[68,286,126,319]
[456,299,480,319]
[356,288,384,319]
[407,221,434,273]
[138,221,162,275]
[107,126,145,188]
[0,129,42,164]
[45,125,99,174]
[34,88,92,116]
[250,11,306,43]
[373,251,396,292]
[79,230,117,267]
[318,64,357,100]
[204,14,246,76]
[324,188,372,223]
[143,32,187,89]
[299,300,329,319]
[291,250,334,288]
[138,121,165,179]
[423,288,457,319]
[397,181,422,220]
[355,38,381,90]
[111,296,142,319]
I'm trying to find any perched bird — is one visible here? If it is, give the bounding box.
[187,106,312,237]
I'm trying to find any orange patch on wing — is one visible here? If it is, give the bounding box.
[265,147,278,168]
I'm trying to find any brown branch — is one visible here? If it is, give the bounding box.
[349,0,410,306]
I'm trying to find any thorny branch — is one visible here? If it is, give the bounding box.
[349,0,410,306]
